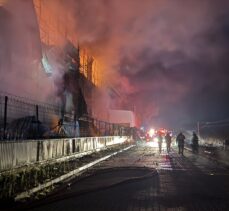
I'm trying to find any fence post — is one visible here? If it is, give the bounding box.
[197,121,200,137]
[111,124,114,136]
[36,105,39,138]
[3,96,8,139]
[108,123,110,136]
[36,140,40,162]
[98,120,101,136]
[105,122,107,136]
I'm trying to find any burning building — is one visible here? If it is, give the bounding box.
[33,0,103,118]
[0,0,136,139]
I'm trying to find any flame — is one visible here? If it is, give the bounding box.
[33,0,102,87]
[79,48,103,87]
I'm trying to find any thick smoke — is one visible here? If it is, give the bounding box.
[62,0,229,129]
[0,0,68,103]
[1,0,229,129]
[0,1,42,99]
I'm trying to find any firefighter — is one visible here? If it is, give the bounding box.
[191,132,199,153]
[165,132,172,153]
[158,133,163,154]
[176,132,185,155]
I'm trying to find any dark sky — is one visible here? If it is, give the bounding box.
[119,19,229,129]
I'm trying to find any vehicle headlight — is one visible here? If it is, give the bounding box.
[153,137,158,142]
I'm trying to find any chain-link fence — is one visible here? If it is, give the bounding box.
[0,93,131,140]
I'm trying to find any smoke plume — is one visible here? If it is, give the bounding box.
[64,0,229,129]
[1,0,229,129]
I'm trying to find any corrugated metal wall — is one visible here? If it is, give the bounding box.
[0,136,129,172]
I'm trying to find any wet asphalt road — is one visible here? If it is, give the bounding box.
[29,142,229,211]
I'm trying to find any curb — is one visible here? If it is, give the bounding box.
[15,145,135,201]
[16,167,158,210]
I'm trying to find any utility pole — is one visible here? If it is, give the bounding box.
[3,96,8,139]
[197,121,200,137]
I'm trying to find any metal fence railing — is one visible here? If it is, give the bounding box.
[0,93,131,140]
[0,93,61,140]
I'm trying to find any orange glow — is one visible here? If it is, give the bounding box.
[33,0,102,87]
[0,0,7,6]
[157,128,167,136]
[33,0,73,46]
[79,48,102,87]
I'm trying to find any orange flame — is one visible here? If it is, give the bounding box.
[33,0,102,87]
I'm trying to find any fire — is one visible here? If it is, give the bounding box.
[79,48,102,87]
[33,0,102,87]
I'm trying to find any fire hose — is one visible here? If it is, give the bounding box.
[16,167,158,210]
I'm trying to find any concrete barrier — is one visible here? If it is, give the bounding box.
[0,136,130,172]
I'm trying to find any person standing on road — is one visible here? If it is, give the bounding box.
[158,133,163,154]
[176,132,185,155]
[191,132,199,153]
[165,132,172,153]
